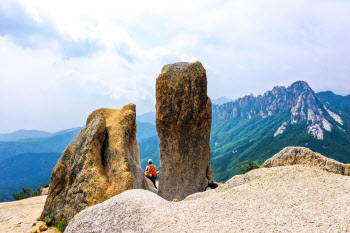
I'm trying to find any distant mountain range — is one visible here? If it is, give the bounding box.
[0,127,83,201]
[0,152,61,202]
[136,121,157,140]
[0,122,157,202]
[136,112,156,125]
[0,127,83,163]
[1,81,349,202]
[212,96,233,105]
[0,128,88,142]
[0,130,53,141]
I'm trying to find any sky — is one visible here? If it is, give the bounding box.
[0,0,350,133]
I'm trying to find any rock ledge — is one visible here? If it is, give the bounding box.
[265,147,350,175]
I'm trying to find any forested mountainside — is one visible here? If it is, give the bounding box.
[0,152,61,202]
[210,81,350,181]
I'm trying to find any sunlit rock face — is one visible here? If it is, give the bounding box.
[41,104,154,224]
[156,61,214,201]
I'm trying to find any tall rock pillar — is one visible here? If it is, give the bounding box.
[156,61,214,201]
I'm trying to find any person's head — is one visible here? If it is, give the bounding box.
[148,159,153,165]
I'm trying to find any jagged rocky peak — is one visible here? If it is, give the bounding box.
[212,81,344,140]
[288,81,321,123]
[283,81,340,140]
[213,81,316,120]
[265,85,286,96]
[290,80,312,90]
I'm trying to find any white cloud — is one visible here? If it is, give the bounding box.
[0,0,350,132]
[0,36,165,132]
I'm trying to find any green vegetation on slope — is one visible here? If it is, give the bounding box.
[210,110,350,182]
[317,91,350,113]
[236,161,264,174]
[317,91,350,131]
[13,186,43,200]
[57,219,67,232]
[210,112,289,181]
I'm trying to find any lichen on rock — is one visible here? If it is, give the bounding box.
[156,61,214,201]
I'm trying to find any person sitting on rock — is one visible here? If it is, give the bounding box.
[145,159,157,189]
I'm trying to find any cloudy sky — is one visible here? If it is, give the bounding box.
[0,0,350,133]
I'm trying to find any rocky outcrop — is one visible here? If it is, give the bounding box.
[265,147,350,175]
[65,166,350,232]
[41,104,154,224]
[156,61,214,201]
[0,196,47,233]
[41,187,49,195]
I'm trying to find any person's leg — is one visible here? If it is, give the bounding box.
[152,178,157,189]
[146,176,157,189]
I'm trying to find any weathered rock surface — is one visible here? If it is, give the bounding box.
[41,187,49,195]
[41,104,154,224]
[37,222,48,231]
[29,223,59,233]
[0,196,46,233]
[156,61,214,201]
[265,147,350,175]
[66,165,350,232]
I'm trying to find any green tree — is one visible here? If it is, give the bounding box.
[13,187,42,200]
[236,161,263,174]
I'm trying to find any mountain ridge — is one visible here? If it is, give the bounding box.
[0,130,53,142]
[210,81,350,181]
[0,127,83,163]
[213,81,345,140]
